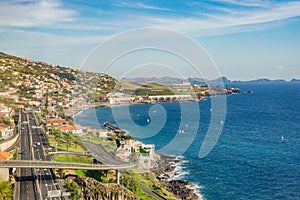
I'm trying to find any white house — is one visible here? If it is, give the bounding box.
[0,124,13,138]
[59,125,83,134]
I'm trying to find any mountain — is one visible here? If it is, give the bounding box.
[244,78,286,83]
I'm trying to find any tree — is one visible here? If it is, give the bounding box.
[0,177,12,200]
[64,132,74,151]
[64,180,79,200]
[53,129,63,147]
[73,134,81,148]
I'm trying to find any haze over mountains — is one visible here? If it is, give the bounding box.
[121,77,300,85]
[1,51,299,86]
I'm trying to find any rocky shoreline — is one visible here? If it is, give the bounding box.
[153,154,200,200]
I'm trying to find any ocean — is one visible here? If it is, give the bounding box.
[75,83,300,200]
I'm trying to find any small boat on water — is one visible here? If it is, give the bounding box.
[178,129,185,134]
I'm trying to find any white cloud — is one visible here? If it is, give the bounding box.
[210,0,269,7]
[114,1,171,11]
[58,1,300,37]
[1,0,300,43]
[128,1,300,36]
[0,0,76,27]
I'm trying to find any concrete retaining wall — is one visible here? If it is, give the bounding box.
[0,133,19,151]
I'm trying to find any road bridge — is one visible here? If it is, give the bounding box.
[48,151,92,156]
[0,160,135,170]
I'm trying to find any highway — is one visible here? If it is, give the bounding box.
[27,111,62,200]
[8,111,135,199]
[15,111,38,200]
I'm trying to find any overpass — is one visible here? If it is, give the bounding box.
[0,160,135,170]
[48,151,92,156]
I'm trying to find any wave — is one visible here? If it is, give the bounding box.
[168,158,206,200]
[187,184,205,200]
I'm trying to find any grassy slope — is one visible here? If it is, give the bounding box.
[125,170,176,200]
[47,134,86,152]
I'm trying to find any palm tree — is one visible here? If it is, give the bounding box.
[64,132,73,151]
[53,129,63,147]
[0,178,12,200]
[73,134,81,148]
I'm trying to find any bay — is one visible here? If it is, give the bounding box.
[75,83,300,199]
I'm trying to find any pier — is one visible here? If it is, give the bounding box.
[104,122,126,134]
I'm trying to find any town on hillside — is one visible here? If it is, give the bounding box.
[0,52,241,200]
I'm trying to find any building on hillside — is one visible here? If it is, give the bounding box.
[141,144,155,158]
[12,103,24,108]
[0,112,10,118]
[85,128,108,137]
[59,125,83,134]
[28,100,41,106]
[168,82,193,91]
[116,146,132,162]
[0,103,11,113]
[61,170,77,178]
[0,152,12,160]
[0,124,13,138]
[0,152,13,181]
[46,119,67,126]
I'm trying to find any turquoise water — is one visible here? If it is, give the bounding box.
[75,83,300,199]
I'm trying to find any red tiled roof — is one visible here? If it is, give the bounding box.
[46,119,66,124]
[59,125,78,131]
[0,152,12,160]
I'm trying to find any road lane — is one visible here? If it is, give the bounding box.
[17,111,37,200]
[27,112,62,200]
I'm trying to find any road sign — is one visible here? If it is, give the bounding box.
[47,190,61,198]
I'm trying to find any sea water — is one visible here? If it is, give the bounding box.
[75,83,300,199]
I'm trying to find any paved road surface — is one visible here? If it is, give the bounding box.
[27,112,62,200]
[15,111,38,200]
[82,141,128,165]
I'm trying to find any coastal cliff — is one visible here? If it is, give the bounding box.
[63,176,138,200]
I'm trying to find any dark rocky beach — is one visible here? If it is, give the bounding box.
[153,154,200,200]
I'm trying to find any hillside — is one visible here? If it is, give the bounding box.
[0,52,117,108]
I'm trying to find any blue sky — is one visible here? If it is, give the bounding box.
[0,0,300,80]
